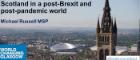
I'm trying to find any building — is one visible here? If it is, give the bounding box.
[96,0,117,60]
[138,20,140,54]
[90,46,128,55]
[138,41,140,54]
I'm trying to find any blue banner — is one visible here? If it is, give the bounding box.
[0,44,26,60]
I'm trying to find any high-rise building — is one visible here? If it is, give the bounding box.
[96,0,117,60]
[137,19,140,54]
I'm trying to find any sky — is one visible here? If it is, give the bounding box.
[0,0,140,29]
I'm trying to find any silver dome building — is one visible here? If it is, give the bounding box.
[50,43,76,52]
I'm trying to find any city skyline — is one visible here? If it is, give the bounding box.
[0,0,139,29]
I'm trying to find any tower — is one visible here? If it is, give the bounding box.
[137,19,140,54]
[96,0,117,60]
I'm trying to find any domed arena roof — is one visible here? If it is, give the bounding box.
[50,43,76,51]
